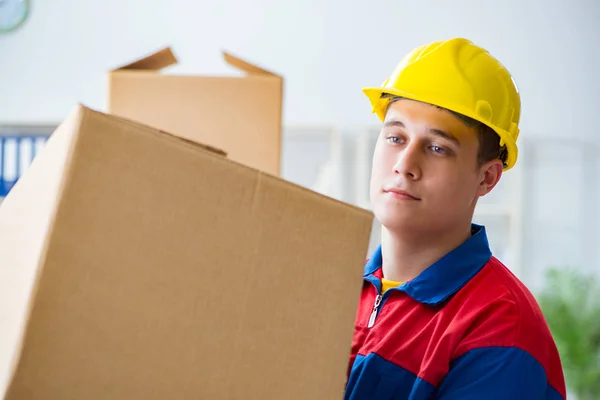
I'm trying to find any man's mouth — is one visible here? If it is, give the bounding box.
[383,188,421,201]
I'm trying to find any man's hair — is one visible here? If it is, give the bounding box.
[382,94,508,168]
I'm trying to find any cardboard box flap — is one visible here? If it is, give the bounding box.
[112,47,178,71]
[223,51,281,77]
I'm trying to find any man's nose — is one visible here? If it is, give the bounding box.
[393,143,422,180]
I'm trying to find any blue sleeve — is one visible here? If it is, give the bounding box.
[436,347,563,400]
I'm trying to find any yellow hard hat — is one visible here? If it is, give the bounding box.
[363,38,521,171]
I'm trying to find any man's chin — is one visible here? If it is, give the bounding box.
[374,210,422,232]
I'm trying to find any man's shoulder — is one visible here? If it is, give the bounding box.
[459,256,548,327]
[451,256,554,338]
[447,256,563,383]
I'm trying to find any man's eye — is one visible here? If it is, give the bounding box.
[431,145,446,154]
[387,137,401,144]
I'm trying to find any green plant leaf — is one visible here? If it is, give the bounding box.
[536,266,600,398]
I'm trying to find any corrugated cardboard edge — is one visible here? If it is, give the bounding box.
[3,106,86,397]
[223,52,282,78]
[221,50,283,174]
[93,106,228,158]
[111,47,178,72]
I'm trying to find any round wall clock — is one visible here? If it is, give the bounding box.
[0,0,29,34]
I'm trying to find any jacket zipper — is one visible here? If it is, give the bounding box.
[367,294,383,328]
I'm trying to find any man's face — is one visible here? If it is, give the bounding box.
[369,99,501,234]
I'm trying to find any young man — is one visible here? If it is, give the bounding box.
[345,38,566,399]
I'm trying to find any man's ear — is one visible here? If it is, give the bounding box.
[478,159,503,197]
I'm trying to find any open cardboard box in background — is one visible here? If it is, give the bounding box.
[107,47,283,177]
[0,105,373,399]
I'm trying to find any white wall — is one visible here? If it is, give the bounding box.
[1,0,599,290]
[1,0,599,135]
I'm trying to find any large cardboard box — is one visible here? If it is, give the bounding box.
[107,48,283,176]
[0,105,373,400]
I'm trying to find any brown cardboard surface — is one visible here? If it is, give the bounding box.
[0,105,373,400]
[0,110,83,397]
[107,47,283,177]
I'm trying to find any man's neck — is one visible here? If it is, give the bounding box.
[380,222,473,282]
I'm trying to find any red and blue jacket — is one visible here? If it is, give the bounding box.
[345,224,566,399]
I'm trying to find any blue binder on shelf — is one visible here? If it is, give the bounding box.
[0,135,50,197]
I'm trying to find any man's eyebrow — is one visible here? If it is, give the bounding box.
[428,128,461,147]
[383,120,404,128]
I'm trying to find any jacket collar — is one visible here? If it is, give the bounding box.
[363,224,492,306]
